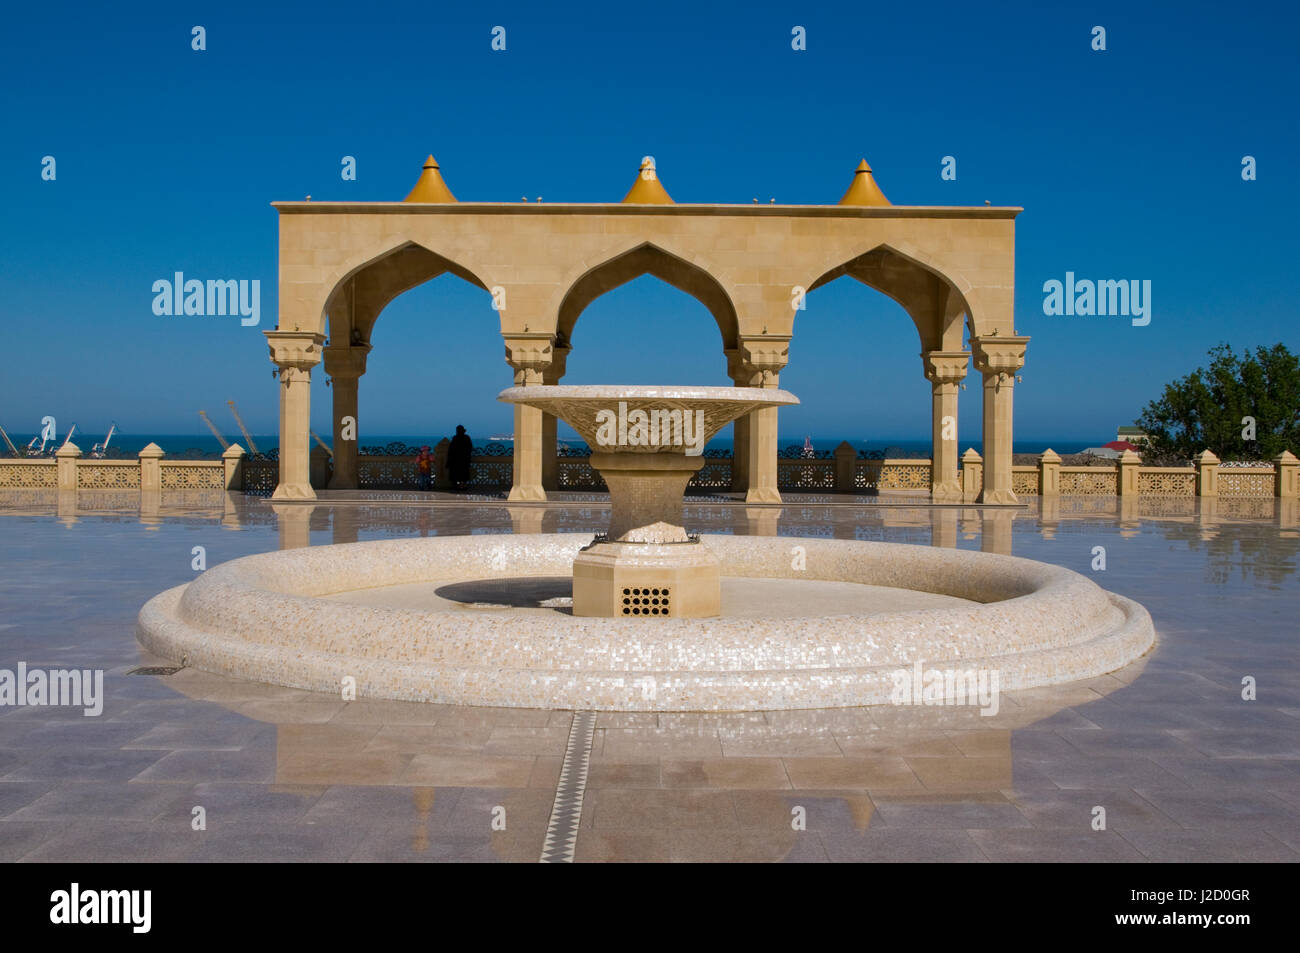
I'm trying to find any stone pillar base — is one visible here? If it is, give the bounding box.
[744,486,782,504]
[506,484,547,502]
[271,482,317,501]
[572,540,720,618]
[931,480,963,502]
[979,487,1018,505]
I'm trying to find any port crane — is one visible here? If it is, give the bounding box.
[0,423,19,457]
[89,422,117,459]
[227,401,260,456]
[197,410,231,451]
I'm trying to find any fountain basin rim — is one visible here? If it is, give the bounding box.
[498,384,799,405]
[137,534,1156,710]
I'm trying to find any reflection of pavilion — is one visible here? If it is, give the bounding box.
[265,156,1027,506]
[3,489,1293,566]
[150,650,1147,863]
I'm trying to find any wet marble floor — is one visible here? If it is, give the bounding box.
[1,491,1298,862]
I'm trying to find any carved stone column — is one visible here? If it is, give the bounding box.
[971,335,1028,505]
[739,335,790,504]
[725,347,749,492]
[266,330,325,500]
[922,350,968,502]
[541,344,569,492]
[504,333,554,502]
[323,344,370,490]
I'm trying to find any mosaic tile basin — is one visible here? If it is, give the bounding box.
[136,534,1155,711]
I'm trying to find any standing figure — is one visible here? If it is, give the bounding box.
[415,445,433,491]
[447,425,473,491]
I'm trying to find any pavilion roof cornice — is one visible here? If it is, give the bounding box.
[270,201,1021,220]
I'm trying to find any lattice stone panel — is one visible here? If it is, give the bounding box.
[1012,469,1038,496]
[1137,470,1196,495]
[77,463,142,489]
[1059,469,1117,495]
[880,463,932,491]
[160,464,223,489]
[779,460,835,491]
[358,457,417,489]
[1218,469,1275,499]
[559,460,605,489]
[241,460,278,494]
[853,461,882,490]
[468,459,512,487]
[689,460,733,491]
[0,463,57,488]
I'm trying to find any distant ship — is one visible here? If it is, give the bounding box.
[802,435,815,458]
[488,433,513,441]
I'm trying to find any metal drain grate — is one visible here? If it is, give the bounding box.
[127,666,182,676]
[621,586,670,616]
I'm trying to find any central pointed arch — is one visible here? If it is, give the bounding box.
[555,242,739,350]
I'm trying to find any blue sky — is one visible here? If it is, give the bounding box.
[2,0,1296,447]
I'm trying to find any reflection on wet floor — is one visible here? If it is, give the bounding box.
[1,490,1298,861]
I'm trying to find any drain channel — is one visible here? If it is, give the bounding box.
[539,710,596,863]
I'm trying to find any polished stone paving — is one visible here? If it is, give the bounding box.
[1,491,1298,862]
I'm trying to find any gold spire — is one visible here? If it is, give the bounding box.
[403,155,458,203]
[621,156,674,204]
[837,159,891,206]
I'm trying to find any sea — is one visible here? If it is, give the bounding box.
[3,432,1096,459]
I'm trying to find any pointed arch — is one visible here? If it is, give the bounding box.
[803,243,972,352]
[322,241,491,345]
[555,242,739,350]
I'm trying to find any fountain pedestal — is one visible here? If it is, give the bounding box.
[500,385,799,618]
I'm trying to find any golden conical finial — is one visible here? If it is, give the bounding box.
[621,156,674,204]
[837,158,891,206]
[403,155,458,203]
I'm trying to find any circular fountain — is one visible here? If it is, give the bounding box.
[499,385,797,617]
[136,383,1156,711]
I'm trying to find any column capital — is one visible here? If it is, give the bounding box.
[504,332,555,384]
[265,330,326,370]
[970,335,1029,376]
[323,343,372,379]
[738,335,791,386]
[724,347,746,384]
[922,350,970,384]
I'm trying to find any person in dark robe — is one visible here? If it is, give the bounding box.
[447,425,473,490]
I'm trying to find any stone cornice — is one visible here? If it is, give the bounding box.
[273,202,1022,220]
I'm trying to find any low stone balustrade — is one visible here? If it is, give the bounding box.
[3,444,1295,502]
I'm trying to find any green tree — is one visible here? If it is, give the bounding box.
[1136,343,1300,461]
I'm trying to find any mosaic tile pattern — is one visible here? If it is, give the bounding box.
[137,533,1154,710]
